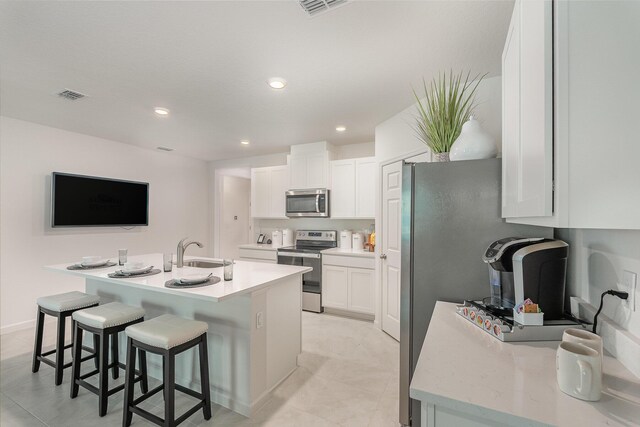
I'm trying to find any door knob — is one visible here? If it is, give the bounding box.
[380,254,387,260]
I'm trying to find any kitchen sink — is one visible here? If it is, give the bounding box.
[180,260,224,268]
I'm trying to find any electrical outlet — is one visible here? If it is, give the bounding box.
[256,311,264,329]
[622,270,637,311]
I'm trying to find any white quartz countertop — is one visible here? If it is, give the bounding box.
[238,243,279,252]
[321,247,375,258]
[45,254,311,303]
[410,302,640,427]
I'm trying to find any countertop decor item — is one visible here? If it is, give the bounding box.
[413,70,486,161]
[450,116,498,161]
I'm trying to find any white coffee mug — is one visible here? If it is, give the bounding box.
[556,341,602,401]
[563,328,603,360]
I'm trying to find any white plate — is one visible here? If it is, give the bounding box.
[177,274,211,285]
[80,259,110,268]
[118,265,153,275]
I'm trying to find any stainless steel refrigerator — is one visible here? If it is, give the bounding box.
[399,158,552,426]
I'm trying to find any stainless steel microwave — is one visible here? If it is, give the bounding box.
[285,189,330,217]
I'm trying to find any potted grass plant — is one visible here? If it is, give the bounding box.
[413,70,486,162]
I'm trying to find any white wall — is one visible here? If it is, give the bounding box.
[0,117,210,332]
[558,228,640,339]
[254,218,374,247]
[375,76,502,164]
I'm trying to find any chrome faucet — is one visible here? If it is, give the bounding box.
[176,237,203,268]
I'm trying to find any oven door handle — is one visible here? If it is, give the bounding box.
[315,195,320,213]
[278,252,321,259]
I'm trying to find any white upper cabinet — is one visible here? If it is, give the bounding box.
[288,141,334,190]
[502,0,640,229]
[330,159,356,218]
[329,157,376,219]
[502,0,553,219]
[355,158,376,218]
[251,165,289,219]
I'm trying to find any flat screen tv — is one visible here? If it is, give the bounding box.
[51,172,149,227]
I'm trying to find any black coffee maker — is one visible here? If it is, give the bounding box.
[482,237,569,320]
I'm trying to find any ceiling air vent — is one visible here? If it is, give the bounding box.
[298,0,348,16]
[57,89,87,101]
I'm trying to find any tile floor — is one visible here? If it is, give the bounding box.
[1,312,400,426]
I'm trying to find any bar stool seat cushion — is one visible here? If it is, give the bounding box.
[37,291,100,313]
[72,302,145,329]
[125,314,208,350]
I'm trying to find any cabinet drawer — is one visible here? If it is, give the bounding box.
[238,248,277,262]
[323,254,374,269]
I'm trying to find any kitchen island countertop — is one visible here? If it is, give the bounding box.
[45,253,310,302]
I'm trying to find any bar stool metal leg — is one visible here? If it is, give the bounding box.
[123,337,136,427]
[199,335,212,420]
[55,314,66,385]
[32,307,45,373]
[70,322,83,398]
[111,332,119,380]
[163,352,175,427]
[139,349,148,393]
[98,331,109,416]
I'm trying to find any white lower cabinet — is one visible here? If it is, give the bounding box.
[322,256,375,315]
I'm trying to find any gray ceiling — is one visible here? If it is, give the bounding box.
[0,1,514,161]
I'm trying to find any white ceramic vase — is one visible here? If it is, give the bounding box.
[450,116,498,161]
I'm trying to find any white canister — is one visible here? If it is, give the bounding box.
[282,229,294,247]
[340,230,353,249]
[271,230,283,248]
[352,233,364,251]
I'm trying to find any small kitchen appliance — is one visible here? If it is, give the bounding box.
[285,189,330,218]
[277,230,337,313]
[340,230,353,249]
[456,237,583,342]
[271,230,283,248]
[282,228,294,247]
[352,233,364,251]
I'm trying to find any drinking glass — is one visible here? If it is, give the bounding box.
[163,253,173,272]
[118,249,128,266]
[223,259,233,281]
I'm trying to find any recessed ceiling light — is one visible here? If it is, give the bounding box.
[336,126,347,132]
[267,78,287,90]
[240,140,250,145]
[154,107,170,116]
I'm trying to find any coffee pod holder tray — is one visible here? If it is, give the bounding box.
[456,300,584,342]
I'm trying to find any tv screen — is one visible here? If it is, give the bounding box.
[51,172,149,227]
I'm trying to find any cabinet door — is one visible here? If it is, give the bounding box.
[355,158,376,218]
[269,166,288,218]
[322,265,348,310]
[251,168,271,218]
[502,0,553,218]
[289,154,307,190]
[306,152,328,188]
[330,160,356,218]
[348,267,375,314]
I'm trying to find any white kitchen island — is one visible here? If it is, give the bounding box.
[46,254,311,417]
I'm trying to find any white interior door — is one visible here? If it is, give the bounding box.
[381,161,402,341]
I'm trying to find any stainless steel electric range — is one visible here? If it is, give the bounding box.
[276,230,337,313]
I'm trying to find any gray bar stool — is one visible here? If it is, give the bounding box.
[122,314,211,427]
[70,302,147,416]
[32,291,101,385]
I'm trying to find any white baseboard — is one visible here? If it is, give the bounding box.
[570,296,640,378]
[323,307,375,322]
[1,317,58,335]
